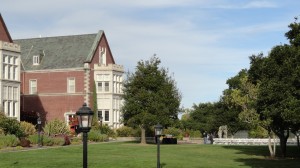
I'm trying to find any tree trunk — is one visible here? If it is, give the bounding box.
[279,135,288,158]
[140,127,146,144]
[268,135,275,158]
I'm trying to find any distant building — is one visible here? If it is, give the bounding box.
[0,14,21,120]
[14,31,124,128]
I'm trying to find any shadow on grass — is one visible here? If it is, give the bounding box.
[222,145,300,168]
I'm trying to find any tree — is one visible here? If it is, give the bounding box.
[247,19,300,157]
[223,69,277,157]
[122,56,181,144]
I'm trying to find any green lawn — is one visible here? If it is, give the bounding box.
[0,142,299,168]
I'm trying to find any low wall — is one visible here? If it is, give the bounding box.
[213,138,298,145]
[116,137,155,143]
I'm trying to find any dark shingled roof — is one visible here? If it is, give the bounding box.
[14,31,103,70]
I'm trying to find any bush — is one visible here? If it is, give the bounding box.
[71,136,82,145]
[189,130,202,138]
[43,119,70,136]
[99,125,116,138]
[0,117,24,138]
[164,127,182,138]
[52,137,66,146]
[88,129,108,142]
[20,121,36,137]
[116,126,135,137]
[248,126,268,138]
[0,134,20,148]
[42,135,54,146]
[28,134,39,144]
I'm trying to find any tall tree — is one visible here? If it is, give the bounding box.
[122,56,181,144]
[223,69,277,157]
[248,19,300,157]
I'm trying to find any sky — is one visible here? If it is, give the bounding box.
[1,0,299,109]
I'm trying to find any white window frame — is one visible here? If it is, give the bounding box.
[99,47,106,65]
[33,55,39,65]
[67,77,76,93]
[104,110,109,121]
[29,79,37,94]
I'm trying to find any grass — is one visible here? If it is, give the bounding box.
[0,142,299,168]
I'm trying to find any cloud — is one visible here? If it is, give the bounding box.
[1,0,297,108]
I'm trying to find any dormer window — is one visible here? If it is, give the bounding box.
[33,55,40,65]
[99,47,106,65]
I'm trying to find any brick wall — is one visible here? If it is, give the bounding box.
[21,69,87,122]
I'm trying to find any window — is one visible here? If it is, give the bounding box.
[105,82,109,92]
[13,87,18,100]
[33,55,39,65]
[3,86,7,100]
[30,80,37,94]
[96,74,110,92]
[105,110,109,121]
[67,78,75,93]
[2,55,18,80]
[99,47,106,65]
[98,111,103,121]
[97,82,102,92]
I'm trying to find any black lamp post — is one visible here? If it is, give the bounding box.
[99,116,103,127]
[154,124,163,168]
[76,103,94,168]
[37,117,42,147]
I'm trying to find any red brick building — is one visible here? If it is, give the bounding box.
[14,31,124,128]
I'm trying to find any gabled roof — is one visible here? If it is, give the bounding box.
[0,14,13,43]
[14,31,104,71]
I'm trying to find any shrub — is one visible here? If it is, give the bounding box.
[116,126,135,137]
[43,119,70,136]
[248,126,268,138]
[164,127,182,138]
[189,130,202,138]
[99,125,116,138]
[52,137,66,146]
[0,128,4,135]
[20,121,36,137]
[28,134,39,145]
[88,129,108,142]
[0,117,24,138]
[42,135,54,146]
[71,136,82,145]
[0,134,20,148]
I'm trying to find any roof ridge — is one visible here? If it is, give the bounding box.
[14,32,99,41]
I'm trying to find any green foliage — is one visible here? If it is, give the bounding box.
[116,126,136,137]
[88,129,108,142]
[70,136,82,144]
[0,128,4,135]
[92,82,99,128]
[189,130,202,138]
[0,114,24,138]
[41,135,54,146]
[99,125,116,138]
[0,134,20,148]
[122,56,181,143]
[28,134,39,144]
[164,127,181,138]
[52,137,66,146]
[20,121,36,137]
[43,119,70,136]
[248,126,268,138]
[122,56,181,127]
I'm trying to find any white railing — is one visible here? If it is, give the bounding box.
[213,138,298,145]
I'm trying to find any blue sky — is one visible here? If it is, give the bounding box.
[1,0,299,109]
